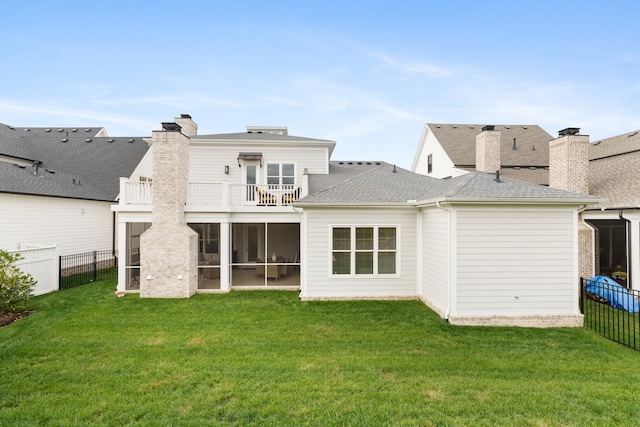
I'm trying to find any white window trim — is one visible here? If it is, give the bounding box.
[328,224,400,278]
[265,162,297,187]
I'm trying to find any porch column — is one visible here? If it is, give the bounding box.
[116,220,127,293]
[220,218,230,291]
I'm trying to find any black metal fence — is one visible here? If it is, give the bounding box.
[580,277,640,351]
[59,250,118,290]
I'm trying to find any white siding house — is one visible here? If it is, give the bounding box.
[0,121,150,294]
[112,115,602,327]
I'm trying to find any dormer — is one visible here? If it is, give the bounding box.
[245,126,288,136]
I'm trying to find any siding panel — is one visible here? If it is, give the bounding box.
[1,194,114,256]
[420,207,449,314]
[455,208,577,316]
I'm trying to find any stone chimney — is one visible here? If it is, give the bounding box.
[476,125,501,173]
[549,127,589,194]
[174,114,198,137]
[140,122,198,298]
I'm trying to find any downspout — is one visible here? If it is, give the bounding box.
[436,201,453,321]
[578,205,596,279]
[619,210,631,286]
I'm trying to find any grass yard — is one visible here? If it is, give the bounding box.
[1,281,640,426]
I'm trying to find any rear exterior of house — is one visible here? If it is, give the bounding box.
[113,116,600,327]
[113,116,335,295]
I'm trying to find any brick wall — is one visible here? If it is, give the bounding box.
[475,129,501,173]
[549,134,589,194]
[140,124,198,298]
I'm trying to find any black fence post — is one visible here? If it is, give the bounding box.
[92,250,97,282]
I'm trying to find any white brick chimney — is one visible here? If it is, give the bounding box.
[476,125,501,173]
[140,122,198,298]
[549,127,593,281]
[174,114,198,137]
[549,127,589,194]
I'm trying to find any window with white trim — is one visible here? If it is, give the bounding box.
[331,226,397,275]
[266,163,295,187]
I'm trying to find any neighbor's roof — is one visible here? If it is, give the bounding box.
[426,123,553,168]
[299,161,600,206]
[0,122,149,201]
[588,129,640,209]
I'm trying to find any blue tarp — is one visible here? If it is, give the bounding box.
[586,276,640,313]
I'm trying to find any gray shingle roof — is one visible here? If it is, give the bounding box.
[0,123,149,201]
[427,123,552,167]
[299,161,600,206]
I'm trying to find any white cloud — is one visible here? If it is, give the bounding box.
[369,51,451,78]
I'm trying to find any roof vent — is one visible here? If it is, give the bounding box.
[128,139,135,143]
[629,131,638,137]
[61,138,68,142]
[46,169,55,174]
[24,128,30,131]
[180,114,192,119]
[558,127,580,137]
[45,129,51,132]
[58,129,63,132]
[85,138,92,143]
[107,138,115,143]
[72,129,77,132]
[482,125,495,131]
[85,128,91,132]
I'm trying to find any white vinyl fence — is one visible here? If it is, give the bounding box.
[9,244,59,296]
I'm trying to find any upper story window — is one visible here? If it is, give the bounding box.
[427,154,433,174]
[331,226,398,276]
[267,163,295,187]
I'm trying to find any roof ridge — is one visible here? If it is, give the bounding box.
[444,172,481,197]
[308,163,388,197]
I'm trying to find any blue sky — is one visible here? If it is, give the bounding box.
[2,0,639,167]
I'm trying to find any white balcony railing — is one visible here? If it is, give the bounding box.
[118,178,303,208]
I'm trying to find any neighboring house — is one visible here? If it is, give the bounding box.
[582,130,640,289]
[0,122,149,256]
[113,115,601,327]
[411,123,640,290]
[412,123,553,184]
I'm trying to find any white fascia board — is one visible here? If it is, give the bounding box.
[416,196,604,208]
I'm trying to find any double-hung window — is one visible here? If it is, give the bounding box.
[331,226,397,276]
[267,163,295,189]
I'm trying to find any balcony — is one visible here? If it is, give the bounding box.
[118,178,304,208]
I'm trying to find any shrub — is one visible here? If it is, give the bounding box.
[0,250,37,312]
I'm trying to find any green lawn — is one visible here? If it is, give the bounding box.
[1,281,640,426]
